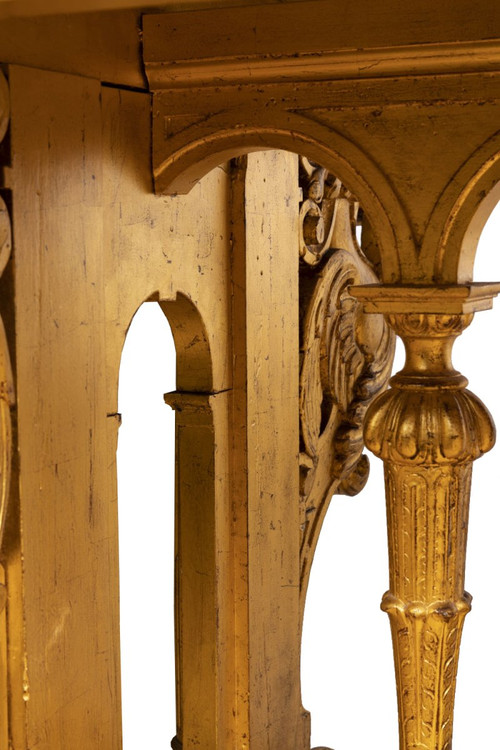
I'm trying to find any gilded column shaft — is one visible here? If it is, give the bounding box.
[382,462,472,750]
[384,462,472,604]
[348,293,500,750]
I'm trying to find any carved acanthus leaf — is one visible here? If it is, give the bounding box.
[298,160,395,604]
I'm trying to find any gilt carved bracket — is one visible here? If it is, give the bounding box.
[298,159,394,609]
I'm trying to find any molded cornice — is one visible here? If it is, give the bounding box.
[143,0,500,88]
[145,38,500,89]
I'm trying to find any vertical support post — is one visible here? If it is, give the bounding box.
[164,390,233,750]
[352,284,500,750]
[163,151,308,750]
[9,65,121,750]
[230,151,309,750]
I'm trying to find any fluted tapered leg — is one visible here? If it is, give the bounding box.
[352,285,500,750]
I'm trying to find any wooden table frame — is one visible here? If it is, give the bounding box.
[0,2,499,748]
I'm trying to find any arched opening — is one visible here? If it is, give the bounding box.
[425,134,500,282]
[117,301,176,748]
[117,288,217,749]
[152,110,418,285]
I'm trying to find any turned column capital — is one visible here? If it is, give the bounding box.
[364,385,495,466]
[351,283,500,466]
[350,282,500,315]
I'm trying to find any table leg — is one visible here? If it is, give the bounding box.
[364,310,495,750]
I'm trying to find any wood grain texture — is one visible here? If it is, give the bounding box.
[0,564,7,750]
[230,152,310,750]
[100,89,233,409]
[101,82,235,750]
[144,2,500,287]
[3,5,500,747]
[10,66,119,750]
[0,11,146,88]
[245,151,303,749]
[144,0,500,64]
[0,0,288,19]
[164,390,233,749]
[9,66,234,749]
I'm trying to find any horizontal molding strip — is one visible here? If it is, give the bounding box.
[145,39,500,89]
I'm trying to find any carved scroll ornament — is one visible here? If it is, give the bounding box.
[298,158,395,605]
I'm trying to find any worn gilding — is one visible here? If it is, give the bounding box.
[353,287,498,750]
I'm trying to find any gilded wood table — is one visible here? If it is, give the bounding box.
[0,1,499,748]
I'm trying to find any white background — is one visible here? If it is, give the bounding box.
[117,200,500,750]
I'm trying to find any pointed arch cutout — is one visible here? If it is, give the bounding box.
[117,301,176,749]
[118,291,218,748]
[156,292,213,393]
